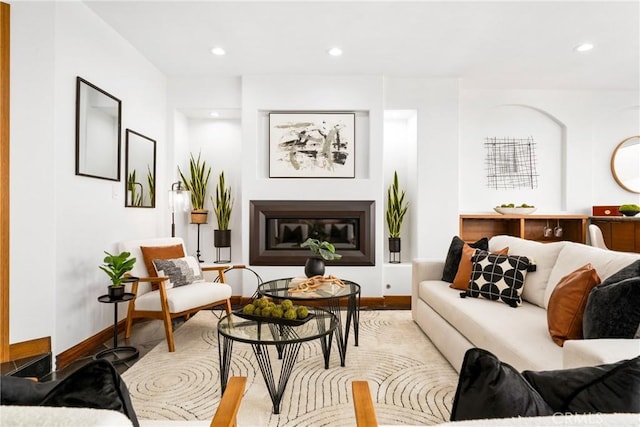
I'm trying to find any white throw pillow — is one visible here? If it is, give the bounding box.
[489,236,564,308]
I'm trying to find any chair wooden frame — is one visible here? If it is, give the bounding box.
[124,264,232,352]
[211,376,247,427]
[352,380,378,427]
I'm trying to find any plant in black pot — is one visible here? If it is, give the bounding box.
[386,170,409,263]
[99,251,137,300]
[300,238,342,278]
[619,203,640,217]
[212,170,233,249]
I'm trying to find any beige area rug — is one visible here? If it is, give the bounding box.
[121,310,459,426]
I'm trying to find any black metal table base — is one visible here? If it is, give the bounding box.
[95,346,139,364]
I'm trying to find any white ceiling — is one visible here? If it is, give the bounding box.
[84,1,640,90]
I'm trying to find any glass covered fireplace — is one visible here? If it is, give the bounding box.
[249,200,375,266]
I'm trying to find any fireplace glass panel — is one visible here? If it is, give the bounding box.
[266,218,360,250]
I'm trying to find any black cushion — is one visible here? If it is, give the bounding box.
[7,359,139,426]
[583,260,640,339]
[450,348,553,421]
[0,375,58,405]
[442,236,488,283]
[522,356,640,414]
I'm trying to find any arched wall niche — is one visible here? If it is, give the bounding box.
[459,103,567,212]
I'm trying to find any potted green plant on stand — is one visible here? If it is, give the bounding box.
[211,171,233,262]
[386,171,409,263]
[300,238,342,277]
[99,251,137,300]
[178,152,211,224]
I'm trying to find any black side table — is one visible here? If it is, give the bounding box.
[95,293,139,364]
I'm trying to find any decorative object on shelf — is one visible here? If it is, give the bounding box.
[178,152,211,224]
[124,129,156,208]
[269,112,355,178]
[212,171,233,263]
[611,136,640,194]
[386,171,408,264]
[75,77,121,181]
[619,204,640,217]
[300,238,342,277]
[493,203,537,215]
[168,181,191,237]
[554,219,563,237]
[543,220,553,238]
[592,205,622,216]
[484,137,538,189]
[99,251,136,300]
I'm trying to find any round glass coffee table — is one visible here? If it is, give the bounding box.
[217,308,337,415]
[258,277,361,368]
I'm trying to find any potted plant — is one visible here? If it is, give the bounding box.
[211,171,234,249]
[178,152,211,224]
[300,238,342,277]
[385,171,409,263]
[99,251,137,299]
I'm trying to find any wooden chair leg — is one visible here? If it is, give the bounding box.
[125,305,135,339]
[225,299,232,314]
[211,377,246,427]
[162,310,175,352]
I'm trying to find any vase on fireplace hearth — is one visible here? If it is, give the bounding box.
[304,257,325,278]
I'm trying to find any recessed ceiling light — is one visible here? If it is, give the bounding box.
[574,43,594,52]
[328,47,343,57]
[209,111,220,118]
[211,47,226,56]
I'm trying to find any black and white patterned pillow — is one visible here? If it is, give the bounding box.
[152,256,204,288]
[467,251,530,308]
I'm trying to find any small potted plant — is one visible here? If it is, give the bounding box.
[300,238,342,278]
[385,171,409,263]
[99,251,137,300]
[212,171,234,249]
[178,152,211,224]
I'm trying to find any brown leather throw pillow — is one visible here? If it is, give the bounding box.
[450,245,509,291]
[140,244,185,290]
[547,263,601,346]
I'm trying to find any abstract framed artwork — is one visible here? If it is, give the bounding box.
[269,112,356,178]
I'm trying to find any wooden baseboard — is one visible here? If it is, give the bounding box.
[9,336,50,361]
[55,295,411,371]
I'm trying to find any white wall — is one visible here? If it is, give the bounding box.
[241,75,385,297]
[10,2,167,355]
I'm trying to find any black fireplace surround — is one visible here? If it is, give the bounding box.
[249,200,375,266]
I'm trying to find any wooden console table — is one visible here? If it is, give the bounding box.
[460,214,587,244]
[589,216,640,253]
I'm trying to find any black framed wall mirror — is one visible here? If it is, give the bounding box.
[125,129,156,208]
[611,135,640,194]
[75,77,122,181]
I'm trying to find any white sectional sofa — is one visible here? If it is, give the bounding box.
[412,235,640,373]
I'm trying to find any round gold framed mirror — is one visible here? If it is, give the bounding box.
[611,135,640,194]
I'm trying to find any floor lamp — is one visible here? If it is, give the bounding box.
[169,181,191,237]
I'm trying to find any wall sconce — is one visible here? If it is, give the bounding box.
[168,181,191,237]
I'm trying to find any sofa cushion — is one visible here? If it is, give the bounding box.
[451,246,509,291]
[133,281,232,313]
[583,260,640,339]
[467,253,530,307]
[489,236,564,308]
[152,256,204,288]
[544,242,640,308]
[450,348,553,421]
[419,280,562,371]
[38,359,138,426]
[547,264,601,346]
[442,236,488,283]
[522,356,640,414]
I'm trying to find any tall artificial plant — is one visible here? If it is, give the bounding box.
[386,171,408,238]
[147,165,155,206]
[212,171,233,230]
[178,152,211,210]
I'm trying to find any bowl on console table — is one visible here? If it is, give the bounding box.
[493,207,537,215]
[619,210,640,217]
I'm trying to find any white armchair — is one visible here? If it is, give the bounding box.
[118,237,232,352]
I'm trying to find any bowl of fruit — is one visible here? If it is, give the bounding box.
[619,204,640,217]
[494,203,537,215]
[235,296,313,326]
